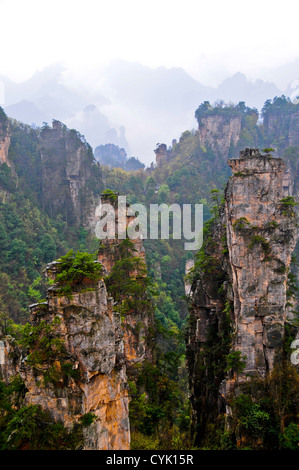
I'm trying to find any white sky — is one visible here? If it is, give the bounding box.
[0,0,299,85]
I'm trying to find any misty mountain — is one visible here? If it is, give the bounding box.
[65,105,130,152]
[1,59,295,164]
[99,59,215,112]
[5,99,50,126]
[214,72,281,109]
[257,57,299,91]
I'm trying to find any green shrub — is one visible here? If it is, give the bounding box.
[225,351,246,376]
[80,412,97,426]
[101,188,118,203]
[279,423,299,450]
[249,235,271,259]
[0,404,83,450]
[54,250,102,296]
[279,196,297,217]
[233,217,251,231]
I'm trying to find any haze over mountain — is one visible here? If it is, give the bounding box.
[1,59,298,165]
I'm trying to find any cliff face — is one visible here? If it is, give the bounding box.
[97,195,155,371]
[0,115,103,228]
[187,148,298,442]
[198,115,242,159]
[263,106,299,150]
[40,120,103,226]
[187,212,229,440]
[225,149,297,378]
[0,273,130,450]
[0,117,10,165]
[0,114,12,203]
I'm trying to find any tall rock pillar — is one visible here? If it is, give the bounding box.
[187,148,298,444]
[226,148,297,379]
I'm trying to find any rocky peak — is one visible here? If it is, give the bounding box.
[187,148,298,444]
[239,147,261,158]
[0,265,130,450]
[154,143,170,166]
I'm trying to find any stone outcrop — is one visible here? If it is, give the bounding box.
[97,194,154,371]
[0,117,10,166]
[226,148,297,378]
[0,110,13,203]
[198,114,242,159]
[187,148,298,441]
[184,259,194,296]
[154,143,170,166]
[0,275,130,450]
[40,120,103,226]
[263,107,299,150]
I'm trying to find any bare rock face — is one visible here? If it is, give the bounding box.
[184,259,194,296]
[40,120,103,226]
[226,148,297,378]
[0,116,12,203]
[97,195,154,371]
[0,112,10,165]
[187,148,297,441]
[0,280,130,450]
[198,115,241,158]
